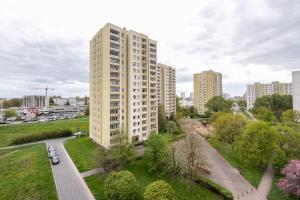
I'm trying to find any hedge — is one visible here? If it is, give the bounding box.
[194,176,233,200]
[11,129,73,145]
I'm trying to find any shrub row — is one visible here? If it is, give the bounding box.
[194,176,233,200]
[12,129,73,145]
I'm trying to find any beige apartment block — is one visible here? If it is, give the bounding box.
[90,23,158,148]
[193,70,222,115]
[157,63,176,117]
[246,81,293,110]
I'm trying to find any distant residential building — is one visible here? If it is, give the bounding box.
[292,71,300,112]
[23,95,49,108]
[157,63,176,117]
[180,92,185,99]
[53,97,68,106]
[246,81,293,110]
[190,92,194,100]
[90,23,157,148]
[179,98,193,108]
[69,97,85,106]
[193,70,222,115]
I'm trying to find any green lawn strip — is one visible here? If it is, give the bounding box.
[0,118,88,147]
[85,158,224,200]
[0,144,58,199]
[209,139,264,188]
[268,175,298,200]
[64,137,102,172]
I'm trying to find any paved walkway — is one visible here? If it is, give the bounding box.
[178,119,266,200]
[257,163,274,199]
[46,137,95,200]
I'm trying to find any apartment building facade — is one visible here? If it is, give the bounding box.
[246,82,293,110]
[23,95,49,108]
[193,70,222,115]
[157,63,176,117]
[90,23,157,148]
[292,71,300,112]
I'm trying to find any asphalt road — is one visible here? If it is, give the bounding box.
[46,138,95,200]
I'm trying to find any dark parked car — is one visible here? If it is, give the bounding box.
[51,156,59,165]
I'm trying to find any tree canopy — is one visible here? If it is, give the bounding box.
[205,96,233,113]
[1,99,22,108]
[234,121,279,168]
[253,95,293,119]
[212,112,247,143]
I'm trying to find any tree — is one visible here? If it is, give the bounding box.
[104,170,138,200]
[84,106,89,116]
[144,180,176,200]
[278,160,300,198]
[237,100,247,111]
[145,134,171,175]
[2,98,22,108]
[110,131,135,168]
[3,109,17,123]
[212,112,247,143]
[205,96,233,113]
[233,121,279,168]
[253,107,276,122]
[166,121,178,135]
[282,109,300,123]
[273,126,300,170]
[158,104,167,132]
[253,95,293,119]
[4,109,16,118]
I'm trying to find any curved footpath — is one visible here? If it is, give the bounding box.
[180,119,273,200]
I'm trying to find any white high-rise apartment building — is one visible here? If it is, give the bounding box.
[90,23,158,148]
[246,82,293,110]
[292,71,300,112]
[157,63,176,117]
[193,70,222,115]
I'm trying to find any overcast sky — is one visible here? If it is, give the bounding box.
[0,0,299,98]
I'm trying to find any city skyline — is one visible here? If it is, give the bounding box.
[1,0,300,98]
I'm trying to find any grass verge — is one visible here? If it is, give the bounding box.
[64,137,102,172]
[209,139,264,188]
[0,118,88,147]
[0,144,58,199]
[85,158,224,200]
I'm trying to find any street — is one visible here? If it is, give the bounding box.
[46,138,95,200]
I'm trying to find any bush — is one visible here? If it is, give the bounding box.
[278,160,300,198]
[194,176,233,200]
[143,180,175,200]
[12,129,72,145]
[104,170,138,200]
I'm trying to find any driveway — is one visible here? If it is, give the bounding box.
[177,119,265,200]
[46,138,95,200]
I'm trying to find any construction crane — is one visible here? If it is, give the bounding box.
[30,86,55,98]
[17,86,55,98]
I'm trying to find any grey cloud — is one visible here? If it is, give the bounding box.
[174,0,300,71]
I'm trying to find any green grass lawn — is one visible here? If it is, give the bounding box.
[64,137,102,172]
[209,139,264,188]
[268,176,298,200]
[85,158,224,200]
[0,118,88,147]
[0,144,58,199]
